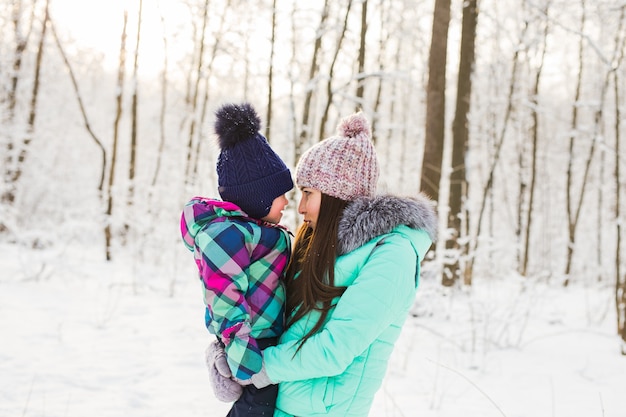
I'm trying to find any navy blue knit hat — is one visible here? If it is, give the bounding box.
[215,103,294,219]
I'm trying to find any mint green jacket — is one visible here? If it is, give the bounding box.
[263,195,437,417]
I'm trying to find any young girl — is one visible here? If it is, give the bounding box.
[181,103,294,416]
[211,111,437,417]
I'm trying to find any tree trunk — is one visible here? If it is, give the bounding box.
[466,20,528,281]
[616,65,626,352]
[564,1,585,283]
[354,0,367,110]
[128,0,143,213]
[610,7,626,351]
[319,0,353,141]
[445,0,477,286]
[151,7,169,187]
[287,2,299,222]
[384,16,403,176]
[7,0,34,120]
[192,0,231,184]
[617,61,626,353]
[2,0,37,207]
[26,0,48,126]
[184,0,209,184]
[105,10,128,261]
[31,3,47,117]
[8,0,48,199]
[296,0,329,162]
[565,0,599,285]
[369,0,388,146]
[521,3,550,277]
[265,0,277,140]
[421,0,450,203]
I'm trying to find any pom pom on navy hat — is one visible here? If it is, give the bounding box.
[215,103,262,149]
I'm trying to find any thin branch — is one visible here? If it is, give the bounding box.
[48,12,107,192]
[426,358,508,417]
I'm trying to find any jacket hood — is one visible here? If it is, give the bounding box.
[180,197,247,248]
[336,193,437,255]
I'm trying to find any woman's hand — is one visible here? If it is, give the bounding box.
[234,363,274,389]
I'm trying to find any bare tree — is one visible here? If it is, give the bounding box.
[6,0,35,122]
[128,0,143,211]
[617,62,626,353]
[265,0,277,140]
[4,0,49,208]
[49,14,106,193]
[105,10,129,261]
[354,0,367,109]
[521,3,550,277]
[183,0,209,184]
[369,0,389,146]
[318,0,353,141]
[590,7,626,285]
[24,0,47,142]
[2,0,37,207]
[296,0,330,162]
[150,4,169,187]
[421,0,450,204]
[564,0,598,285]
[383,3,404,170]
[191,0,231,183]
[48,10,113,261]
[446,0,477,286]
[610,7,626,353]
[182,6,198,109]
[466,18,529,282]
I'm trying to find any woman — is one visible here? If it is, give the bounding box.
[211,111,437,417]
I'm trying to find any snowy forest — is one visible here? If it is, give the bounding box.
[2,0,626,416]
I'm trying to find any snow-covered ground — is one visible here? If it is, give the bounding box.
[1,241,625,417]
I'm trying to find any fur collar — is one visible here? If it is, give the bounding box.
[336,194,437,255]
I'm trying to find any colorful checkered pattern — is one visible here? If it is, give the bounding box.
[181,197,291,380]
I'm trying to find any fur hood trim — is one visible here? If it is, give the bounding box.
[337,193,437,255]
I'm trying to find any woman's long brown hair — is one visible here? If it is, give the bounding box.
[284,193,348,352]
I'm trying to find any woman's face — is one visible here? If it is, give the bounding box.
[262,194,289,224]
[298,187,322,230]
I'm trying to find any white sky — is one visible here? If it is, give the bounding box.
[49,0,191,76]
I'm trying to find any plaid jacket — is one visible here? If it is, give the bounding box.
[180,197,291,380]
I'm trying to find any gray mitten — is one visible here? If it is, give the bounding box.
[235,362,274,389]
[250,364,274,389]
[205,340,243,402]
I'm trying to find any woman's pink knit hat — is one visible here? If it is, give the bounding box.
[296,112,379,201]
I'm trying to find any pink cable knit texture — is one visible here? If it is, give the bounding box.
[296,112,380,202]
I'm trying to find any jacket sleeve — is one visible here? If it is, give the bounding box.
[263,233,424,382]
[195,222,262,380]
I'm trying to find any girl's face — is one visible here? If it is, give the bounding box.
[298,187,322,230]
[262,194,289,224]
